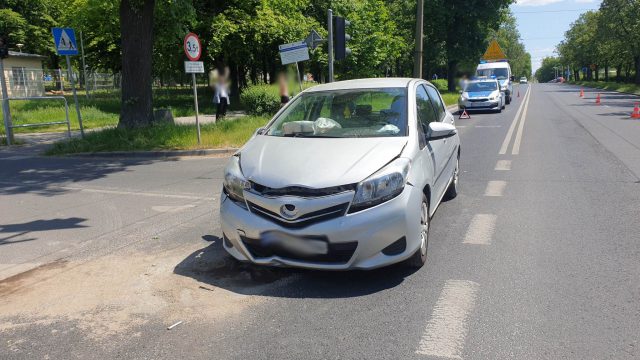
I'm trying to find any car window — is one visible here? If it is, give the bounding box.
[424,85,446,122]
[416,85,437,147]
[465,82,498,92]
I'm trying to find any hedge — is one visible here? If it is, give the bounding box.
[240,84,281,116]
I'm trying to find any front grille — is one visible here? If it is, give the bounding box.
[241,235,358,264]
[468,98,489,102]
[250,182,356,197]
[247,201,349,229]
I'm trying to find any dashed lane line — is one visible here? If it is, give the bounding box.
[463,214,497,245]
[416,280,480,359]
[494,160,511,171]
[484,181,507,197]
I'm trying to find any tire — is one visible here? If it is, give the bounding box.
[444,156,459,200]
[405,195,429,268]
[505,95,511,105]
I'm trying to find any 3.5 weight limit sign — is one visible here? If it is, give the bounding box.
[184,32,202,61]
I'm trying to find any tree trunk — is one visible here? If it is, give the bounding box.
[604,64,609,82]
[616,64,622,82]
[118,0,155,128]
[447,61,457,92]
[595,66,599,81]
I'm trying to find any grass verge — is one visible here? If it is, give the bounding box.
[570,81,640,96]
[46,116,270,155]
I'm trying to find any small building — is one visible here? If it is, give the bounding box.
[1,51,47,98]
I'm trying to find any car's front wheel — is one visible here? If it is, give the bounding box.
[405,195,429,268]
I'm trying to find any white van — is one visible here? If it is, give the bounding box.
[476,61,514,105]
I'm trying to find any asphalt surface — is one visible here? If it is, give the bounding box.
[1,83,639,359]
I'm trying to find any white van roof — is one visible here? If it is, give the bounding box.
[477,62,511,70]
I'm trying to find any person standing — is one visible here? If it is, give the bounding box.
[278,72,289,107]
[214,70,230,121]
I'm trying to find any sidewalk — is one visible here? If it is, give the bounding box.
[174,110,246,125]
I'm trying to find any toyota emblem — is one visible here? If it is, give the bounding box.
[280,204,298,219]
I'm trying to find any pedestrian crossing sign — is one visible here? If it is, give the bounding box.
[482,40,506,61]
[52,28,79,56]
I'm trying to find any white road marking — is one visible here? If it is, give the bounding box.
[494,160,511,171]
[499,86,531,155]
[484,181,506,196]
[463,214,497,245]
[475,125,502,128]
[416,280,480,359]
[512,85,532,155]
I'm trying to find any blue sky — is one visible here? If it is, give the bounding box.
[511,0,602,73]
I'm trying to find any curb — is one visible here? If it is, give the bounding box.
[63,148,239,159]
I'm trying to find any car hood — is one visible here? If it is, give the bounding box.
[239,135,408,189]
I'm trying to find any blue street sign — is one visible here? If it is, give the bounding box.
[52,28,79,56]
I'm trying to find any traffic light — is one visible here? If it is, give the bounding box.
[333,16,351,60]
[0,36,9,59]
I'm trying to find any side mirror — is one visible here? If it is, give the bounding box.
[510,76,515,81]
[255,127,265,135]
[458,90,463,94]
[427,122,457,141]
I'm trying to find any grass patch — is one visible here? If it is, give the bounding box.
[570,81,640,95]
[46,116,270,155]
[440,92,459,107]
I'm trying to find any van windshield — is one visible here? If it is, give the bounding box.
[477,68,509,80]
[265,88,408,138]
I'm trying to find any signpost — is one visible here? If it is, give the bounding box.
[52,27,84,138]
[0,36,13,145]
[279,41,309,92]
[184,33,203,144]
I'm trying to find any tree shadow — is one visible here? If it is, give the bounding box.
[174,235,419,299]
[0,217,88,245]
[0,156,169,197]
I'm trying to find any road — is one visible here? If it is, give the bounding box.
[1,83,639,359]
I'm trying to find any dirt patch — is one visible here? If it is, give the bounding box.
[0,245,261,339]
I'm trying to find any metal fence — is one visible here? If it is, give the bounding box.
[1,68,46,98]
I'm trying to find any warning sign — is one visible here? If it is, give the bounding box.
[51,28,79,56]
[482,40,506,61]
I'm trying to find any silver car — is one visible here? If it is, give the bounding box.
[220,78,460,270]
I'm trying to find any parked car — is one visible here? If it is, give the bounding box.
[519,77,528,84]
[458,79,505,113]
[219,78,461,270]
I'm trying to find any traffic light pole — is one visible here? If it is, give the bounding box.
[0,58,13,145]
[327,9,334,83]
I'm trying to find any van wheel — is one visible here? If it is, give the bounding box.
[405,195,429,268]
[505,95,511,105]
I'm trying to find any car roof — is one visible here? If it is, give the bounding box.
[305,78,417,93]
[468,79,498,83]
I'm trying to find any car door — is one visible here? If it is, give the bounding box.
[416,84,449,201]
[425,85,457,194]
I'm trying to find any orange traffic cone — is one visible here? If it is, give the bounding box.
[595,93,601,105]
[459,109,470,119]
[631,103,640,119]
[579,89,584,98]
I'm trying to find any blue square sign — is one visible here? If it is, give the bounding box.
[52,28,79,56]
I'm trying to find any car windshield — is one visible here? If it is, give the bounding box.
[477,68,509,79]
[465,82,497,92]
[265,88,408,138]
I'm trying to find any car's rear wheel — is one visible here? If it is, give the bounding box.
[405,195,429,268]
[506,95,511,105]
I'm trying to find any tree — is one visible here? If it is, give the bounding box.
[490,11,531,78]
[600,0,640,84]
[535,56,561,82]
[119,0,155,128]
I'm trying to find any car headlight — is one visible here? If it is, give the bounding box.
[350,158,411,212]
[461,92,469,100]
[223,155,250,206]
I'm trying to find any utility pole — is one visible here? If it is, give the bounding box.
[413,0,424,78]
[327,9,334,82]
